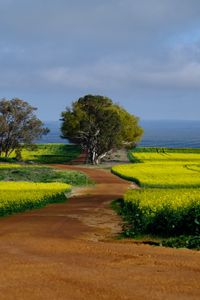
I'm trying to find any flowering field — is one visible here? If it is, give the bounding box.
[123,189,200,236]
[112,150,200,245]
[112,152,200,188]
[112,163,200,188]
[0,144,81,164]
[19,144,81,163]
[0,162,90,217]
[0,182,71,217]
[0,164,24,168]
[131,152,200,164]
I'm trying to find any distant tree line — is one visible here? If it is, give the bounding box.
[0,95,143,164]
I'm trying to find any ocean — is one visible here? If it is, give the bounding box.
[140,120,200,148]
[38,120,200,148]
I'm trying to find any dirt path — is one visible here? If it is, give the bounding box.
[0,165,200,300]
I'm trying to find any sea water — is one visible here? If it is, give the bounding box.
[38,120,200,148]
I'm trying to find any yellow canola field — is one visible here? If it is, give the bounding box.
[0,163,23,168]
[112,151,200,237]
[112,151,200,188]
[0,163,44,169]
[0,182,71,216]
[125,189,200,213]
[132,152,200,162]
[133,152,200,163]
[112,163,200,188]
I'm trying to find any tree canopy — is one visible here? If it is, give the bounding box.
[0,98,48,158]
[61,95,143,164]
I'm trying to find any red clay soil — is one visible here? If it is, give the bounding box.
[69,151,87,164]
[0,165,200,300]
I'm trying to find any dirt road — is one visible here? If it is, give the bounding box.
[0,165,200,300]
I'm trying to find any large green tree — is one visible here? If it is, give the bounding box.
[61,95,143,164]
[0,98,48,158]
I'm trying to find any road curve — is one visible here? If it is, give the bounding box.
[0,165,200,300]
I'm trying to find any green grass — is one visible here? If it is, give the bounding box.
[0,164,92,186]
[112,148,200,249]
[0,144,81,164]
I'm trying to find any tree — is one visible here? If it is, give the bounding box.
[0,98,49,158]
[61,95,143,164]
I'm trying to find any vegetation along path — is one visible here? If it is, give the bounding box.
[0,165,200,300]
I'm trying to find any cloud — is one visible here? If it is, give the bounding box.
[1,0,200,119]
[1,0,200,45]
[2,44,200,92]
[39,50,200,91]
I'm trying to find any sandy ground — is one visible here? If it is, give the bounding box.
[0,165,200,300]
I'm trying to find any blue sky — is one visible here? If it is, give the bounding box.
[0,0,200,121]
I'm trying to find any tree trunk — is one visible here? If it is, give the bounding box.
[5,150,9,158]
[87,149,99,165]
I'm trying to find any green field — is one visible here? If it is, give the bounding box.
[0,164,91,186]
[112,148,200,248]
[0,144,81,164]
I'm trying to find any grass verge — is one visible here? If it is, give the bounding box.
[0,164,92,186]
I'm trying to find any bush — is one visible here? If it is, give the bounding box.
[162,236,200,250]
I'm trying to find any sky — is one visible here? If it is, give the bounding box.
[0,0,200,121]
